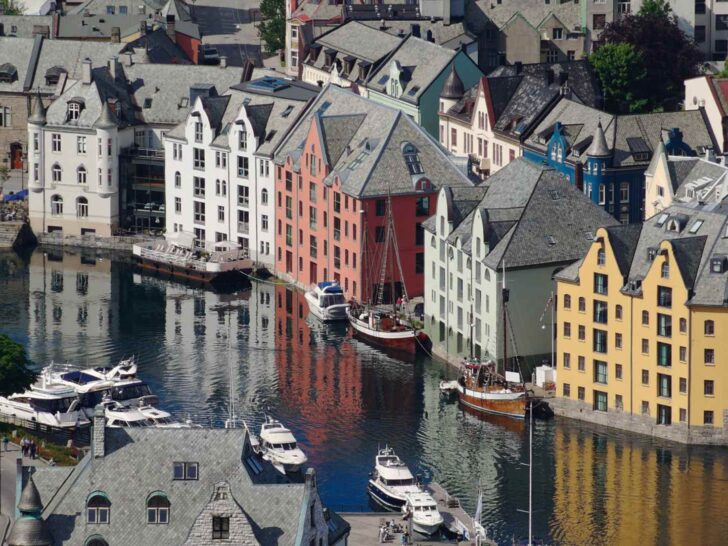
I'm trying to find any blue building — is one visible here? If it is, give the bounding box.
[522,98,717,223]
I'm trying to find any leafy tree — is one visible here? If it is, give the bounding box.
[638,0,671,17]
[589,43,648,113]
[598,9,702,112]
[258,0,286,55]
[0,0,25,15]
[0,334,36,397]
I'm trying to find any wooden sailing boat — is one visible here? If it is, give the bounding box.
[348,191,427,353]
[457,265,527,419]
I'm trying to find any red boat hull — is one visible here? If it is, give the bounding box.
[457,387,527,419]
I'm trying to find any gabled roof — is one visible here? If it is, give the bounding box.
[434,158,618,269]
[605,224,642,277]
[31,427,318,545]
[275,85,474,198]
[365,35,459,105]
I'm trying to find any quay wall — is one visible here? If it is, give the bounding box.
[36,232,159,251]
[550,397,728,445]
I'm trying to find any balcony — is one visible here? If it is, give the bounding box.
[122,146,165,160]
[238,222,250,234]
[238,197,249,207]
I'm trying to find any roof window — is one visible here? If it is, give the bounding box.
[656,213,669,227]
[689,219,704,233]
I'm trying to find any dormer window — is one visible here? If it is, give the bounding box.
[173,462,199,480]
[711,256,726,273]
[0,63,17,83]
[67,101,82,121]
[147,493,170,524]
[194,121,203,143]
[239,128,247,151]
[45,66,66,86]
[87,493,111,524]
[403,143,423,175]
[647,247,657,261]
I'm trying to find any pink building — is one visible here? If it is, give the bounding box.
[274,85,474,302]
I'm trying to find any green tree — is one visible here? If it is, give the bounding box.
[0,334,36,397]
[638,0,671,17]
[0,0,25,15]
[589,43,648,113]
[258,0,286,55]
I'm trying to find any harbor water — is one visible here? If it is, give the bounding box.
[2,248,728,545]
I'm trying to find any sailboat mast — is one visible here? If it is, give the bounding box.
[528,399,533,546]
[502,261,508,377]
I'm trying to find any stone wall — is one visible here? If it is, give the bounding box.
[37,232,158,251]
[550,397,728,445]
[183,482,259,546]
[0,93,30,168]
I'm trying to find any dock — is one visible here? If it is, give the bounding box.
[342,482,497,546]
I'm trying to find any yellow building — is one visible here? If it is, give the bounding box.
[553,202,728,444]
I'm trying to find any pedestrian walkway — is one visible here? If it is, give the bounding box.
[1,440,46,521]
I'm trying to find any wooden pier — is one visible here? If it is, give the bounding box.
[342,482,497,546]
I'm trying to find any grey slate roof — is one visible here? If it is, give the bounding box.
[526,98,716,168]
[360,19,477,50]
[365,35,458,105]
[31,427,314,546]
[309,21,402,65]
[56,14,145,39]
[0,16,53,38]
[471,0,580,31]
[30,39,127,95]
[275,84,474,198]
[123,27,192,64]
[0,37,36,93]
[437,158,619,269]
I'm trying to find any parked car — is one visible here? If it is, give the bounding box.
[200,45,220,65]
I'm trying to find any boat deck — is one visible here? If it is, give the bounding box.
[342,482,497,545]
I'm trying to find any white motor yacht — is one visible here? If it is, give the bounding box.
[39,359,156,417]
[402,492,444,536]
[258,417,308,474]
[103,401,154,428]
[138,403,194,428]
[305,282,349,322]
[367,446,421,510]
[0,382,88,429]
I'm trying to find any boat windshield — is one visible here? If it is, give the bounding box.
[382,478,415,487]
[31,397,75,413]
[319,294,345,308]
[414,505,436,511]
[271,442,298,450]
[81,384,152,406]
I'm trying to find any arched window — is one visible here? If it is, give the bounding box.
[661,262,669,279]
[146,493,170,524]
[578,297,585,313]
[174,171,181,188]
[615,304,623,320]
[67,101,81,121]
[85,537,109,546]
[430,235,436,248]
[52,163,62,183]
[563,294,571,309]
[402,143,423,175]
[261,188,268,205]
[86,493,110,524]
[642,310,649,325]
[597,248,605,266]
[51,194,63,215]
[77,196,88,218]
[239,128,247,151]
[484,269,490,281]
[439,216,445,234]
[77,165,87,184]
[705,320,715,336]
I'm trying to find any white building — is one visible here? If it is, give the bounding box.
[423,158,617,369]
[163,76,319,267]
[27,59,128,237]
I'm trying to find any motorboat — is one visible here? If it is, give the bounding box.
[258,417,308,474]
[39,359,157,417]
[402,491,444,536]
[0,383,89,429]
[457,359,527,419]
[103,401,154,428]
[367,446,421,510]
[137,403,196,428]
[439,380,459,395]
[304,281,350,321]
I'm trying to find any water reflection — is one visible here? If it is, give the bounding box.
[3,249,728,545]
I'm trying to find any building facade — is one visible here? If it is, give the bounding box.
[423,159,617,368]
[163,76,318,266]
[524,97,716,223]
[554,203,728,444]
[273,84,474,301]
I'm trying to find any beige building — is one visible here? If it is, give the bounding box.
[645,141,728,218]
[685,75,728,153]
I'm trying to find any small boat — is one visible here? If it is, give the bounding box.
[258,417,308,474]
[348,307,428,353]
[439,380,459,395]
[304,281,350,321]
[367,446,421,510]
[104,401,154,428]
[402,491,444,535]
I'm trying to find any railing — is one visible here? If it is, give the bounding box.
[238,222,250,234]
[122,146,165,159]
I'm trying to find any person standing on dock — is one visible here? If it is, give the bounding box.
[2,434,8,451]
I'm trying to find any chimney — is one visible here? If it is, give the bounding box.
[166,14,176,43]
[559,71,568,86]
[426,29,434,42]
[82,58,92,84]
[220,55,227,68]
[139,20,146,36]
[111,26,120,43]
[92,405,105,458]
[546,67,554,85]
[515,61,522,74]
[108,56,118,78]
[705,147,717,163]
[122,51,133,66]
[32,24,50,38]
[410,23,420,38]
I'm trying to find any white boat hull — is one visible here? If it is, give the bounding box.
[412,519,443,536]
[305,291,349,322]
[0,398,88,429]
